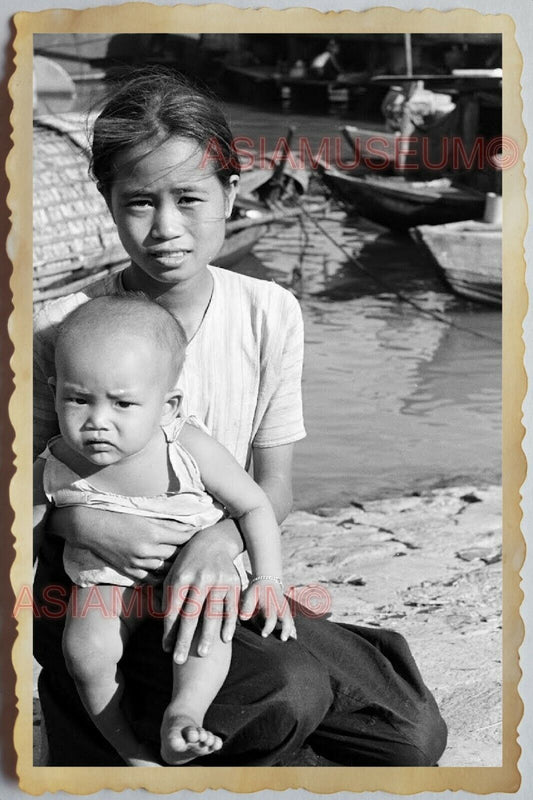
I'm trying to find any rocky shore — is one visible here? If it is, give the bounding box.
[33,484,502,767]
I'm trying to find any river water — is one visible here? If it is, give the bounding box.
[54,88,502,510]
[224,101,502,509]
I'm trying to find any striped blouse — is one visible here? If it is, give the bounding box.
[33,265,306,468]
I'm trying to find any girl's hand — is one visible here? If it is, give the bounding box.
[47,506,184,582]
[239,579,297,641]
[162,519,243,664]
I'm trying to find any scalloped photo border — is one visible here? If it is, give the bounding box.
[7,3,527,794]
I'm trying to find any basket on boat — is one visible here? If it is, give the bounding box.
[33,114,129,311]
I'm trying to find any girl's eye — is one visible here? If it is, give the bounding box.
[178,195,201,206]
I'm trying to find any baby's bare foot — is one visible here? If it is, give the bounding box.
[161,710,222,765]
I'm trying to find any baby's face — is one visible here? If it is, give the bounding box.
[54,334,172,467]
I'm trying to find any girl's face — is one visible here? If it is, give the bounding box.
[107,136,239,290]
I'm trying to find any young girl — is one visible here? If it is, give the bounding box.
[34,294,296,766]
[33,67,446,767]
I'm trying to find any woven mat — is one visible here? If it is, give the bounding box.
[33,117,129,308]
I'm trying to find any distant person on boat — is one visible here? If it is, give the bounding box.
[289,59,307,79]
[310,39,343,80]
[33,66,447,768]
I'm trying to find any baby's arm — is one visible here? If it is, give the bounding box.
[33,458,51,565]
[179,424,296,641]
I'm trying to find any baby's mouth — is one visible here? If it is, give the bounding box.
[84,439,113,450]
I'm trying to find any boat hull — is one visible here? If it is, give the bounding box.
[412,220,501,306]
[320,168,486,231]
[216,224,269,268]
[343,125,399,172]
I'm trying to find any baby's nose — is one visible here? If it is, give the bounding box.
[86,405,110,429]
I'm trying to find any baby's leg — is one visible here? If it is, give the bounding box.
[160,633,231,765]
[63,585,161,767]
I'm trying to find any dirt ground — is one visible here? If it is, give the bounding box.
[280,484,502,767]
[33,484,502,767]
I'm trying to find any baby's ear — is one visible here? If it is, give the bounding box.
[47,376,57,397]
[161,389,182,424]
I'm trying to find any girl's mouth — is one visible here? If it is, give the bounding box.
[149,250,190,267]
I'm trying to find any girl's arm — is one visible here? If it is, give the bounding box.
[33,336,60,460]
[45,505,210,582]
[252,443,295,524]
[161,445,295,660]
[33,459,51,565]
[172,424,296,648]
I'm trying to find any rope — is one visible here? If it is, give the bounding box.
[296,200,502,345]
[293,207,311,290]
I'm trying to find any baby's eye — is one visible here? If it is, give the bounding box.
[126,197,152,209]
[66,397,87,405]
[116,400,134,409]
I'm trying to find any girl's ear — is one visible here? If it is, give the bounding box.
[224,175,240,219]
[161,389,182,425]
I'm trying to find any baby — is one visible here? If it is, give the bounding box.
[33,294,296,767]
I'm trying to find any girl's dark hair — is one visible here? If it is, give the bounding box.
[90,66,240,196]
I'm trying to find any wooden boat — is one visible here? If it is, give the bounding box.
[215,209,301,269]
[343,71,501,185]
[410,219,501,306]
[318,167,486,231]
[33,114,302,308]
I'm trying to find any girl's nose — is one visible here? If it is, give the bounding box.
[150,202,185,240]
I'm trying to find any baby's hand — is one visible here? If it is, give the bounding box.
[239,578,297,641]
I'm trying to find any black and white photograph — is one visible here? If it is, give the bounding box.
[5,6,525,794]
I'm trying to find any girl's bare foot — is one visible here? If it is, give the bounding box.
[122,744,163,767]
[127,756,163,767]
[160,710,223,765]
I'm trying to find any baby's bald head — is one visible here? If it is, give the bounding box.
[55,294,187,390]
